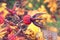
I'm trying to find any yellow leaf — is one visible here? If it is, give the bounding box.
[25,23,42,36]
[0,3,8,18]
[1,3,7,7]
[44,0,49,3]
[36,32,44,40]
[10,26,17,29]
[38,5,48,13]
[25,23,42,40]
[48,27,58,32]
[0,7,4,12]
[0,31,7,38]
[2,9,8,18]
[37,0,40,2]
[28,3,33,8]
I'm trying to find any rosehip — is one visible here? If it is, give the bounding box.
[23,15,31,25]
[0,15,4,24]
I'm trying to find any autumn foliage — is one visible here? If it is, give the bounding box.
[0,0,59,40]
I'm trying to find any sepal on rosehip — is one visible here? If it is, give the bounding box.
[6,8,16,14]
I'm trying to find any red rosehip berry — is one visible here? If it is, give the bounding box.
[0,15,4,24]
[23,15,31,25]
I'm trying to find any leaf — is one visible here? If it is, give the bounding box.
[0,31,7,38]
